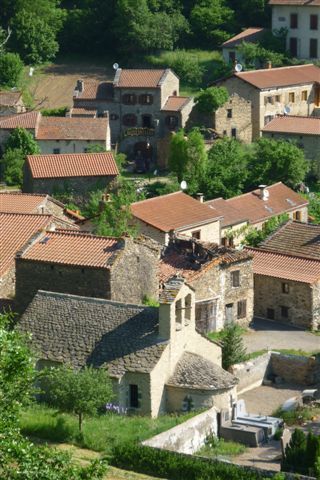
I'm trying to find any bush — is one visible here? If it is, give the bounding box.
[41,106,68,116]
[0,52,24,87]
[195,86,229,113]
[147,49,204,85]
[1,148,25,186]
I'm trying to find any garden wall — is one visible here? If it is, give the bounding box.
[231,352,272,394]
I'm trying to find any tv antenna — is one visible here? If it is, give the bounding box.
[113,63,119,70]
[235,63,243,72]
[180,180,187,191]
[283,105,291,115]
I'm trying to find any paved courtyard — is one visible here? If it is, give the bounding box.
[243,318,320,353]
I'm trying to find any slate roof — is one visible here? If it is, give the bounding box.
[269,0,320,4]
[162,96,191,112]
[222,28,266,48]
[26,152,119,179]
[0,91,22,106]
[20,230,124,268]
[167,352,238,390]
[18,291,167,377]
[262,116,320,136]
[114,69,168,88]
[131,192,221,233]
[260,220,320,260]
[245,247,320,283]
[36,116,108,140]
[205,197,248,227]
[0,111,39,129]
[74,81,114,100]
[234,64,320,89]
[0,213,52,276]
[219,182,307,225]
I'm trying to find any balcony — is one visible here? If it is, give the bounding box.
[124,127,155,137]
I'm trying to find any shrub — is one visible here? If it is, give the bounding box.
[1,148,25,186]
[221,323,247,370]
[195,87,229,113]
[0,52,24,87]
[147,49,204,85]
[41,106,68,116]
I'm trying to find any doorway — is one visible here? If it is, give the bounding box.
[142,114,152,128]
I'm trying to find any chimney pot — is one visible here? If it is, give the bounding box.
[196,193,204,203]
[259,185,269,201]
[76,79,84,92]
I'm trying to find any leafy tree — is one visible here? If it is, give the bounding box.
[190,0,234,48]
[1,148,25,186]
[168,129,188,184]
[227,0,269,28]
[5,127,40,154]
[238,41,285,68]
[85,143,105,153]
[248,138,308,189]
[221,323,247,370]
[40,365,113,432]
[244,214,289,247]
[195,87,229,113]
[0,52,24,87]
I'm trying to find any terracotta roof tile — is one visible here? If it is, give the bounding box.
[262,115,320,135]
[222,28,266,48]
[26,152,119,179]
[21,230,124,268]
[0,213,52,276]
[74,81,114,101]
[0,91,22,106]
[269,0,320,4]
[162,96,191,111]
[245,247,320,283]
[261,220,320,259]
[222,182,308,225]
[115,69,167,88]
[131,192,221,232]
[0,111,39,129]
[0,192,48,213]
[36,116,108,140]
[235,64,320,89]
[70,108,97,117]
[205,197,248,227]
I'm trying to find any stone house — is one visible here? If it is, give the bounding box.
[0,111,111,153]
[15,230,160,312]
[205,182,308,246]
[17,278,238,417]
[270,0,320,59]
[216,63,320,139]
[72,69,194,163]
[0,91,26,117]
[221,27,266,64]
[246,220,320,330]
[130,191,222,245]
[23,152,119,197]
[0,212,77,299]
[159,236,254,332]
[262,115,320,162]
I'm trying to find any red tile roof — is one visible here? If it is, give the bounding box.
[205,197,248,227]
[36,116,108,140]
[21,230,123,268]
[74,81,114,101]
[0,213,52,276]
[70,108,97,117]
[115,69,168,88]
[0,91,22,106]
[262,115,320,135]
[269,0,320,4]
[222,28,266,48]
[162,96,191,111]
[131,192,221,233]
[26,152,119,179]
[245,247,320,283]
[261,220,320,260]
[220,182,308,225]
[0,111,39,129]
[0,192,48,213]
[235,64,320,89]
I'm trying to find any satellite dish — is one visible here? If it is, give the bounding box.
[180,180,187,191]
[113,63,119,70]
[284,105,291,115]
[235,63,243,73]
[29,67,34,77]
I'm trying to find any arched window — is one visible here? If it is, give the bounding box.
[122,113,137,127]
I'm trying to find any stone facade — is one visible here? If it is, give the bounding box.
[214,94,252,143]
[15,236,160,312]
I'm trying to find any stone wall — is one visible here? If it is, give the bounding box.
[0,265,15,299]
[166,385,237,414]
[270,352,320,385]
[37,138,108,154]
[142,407,218,454]
[178,218,221,245]
[231,353,272,394]
[214,93,252,144]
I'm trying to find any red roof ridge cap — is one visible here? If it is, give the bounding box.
[44,230,122,241]
[225,182,284,202]
[246,245,320,263]
[237,63,316,75]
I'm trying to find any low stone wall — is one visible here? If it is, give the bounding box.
[142,407,218,454]
[270,352,319,385]
[231,352,272,394]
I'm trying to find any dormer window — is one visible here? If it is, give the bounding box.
[122,93,136,105]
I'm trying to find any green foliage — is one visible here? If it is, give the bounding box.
[85,144,105,153]
[169,129,188,183]
[4,127,40,154]
[115,152,127,170]
[142,296,160,307]
[274,406,320,427]
[281,428,320,476]
[244,214,289,247]
[221,323,247,370]
[144,179,180,198]
[195,86,229,113]
[306,192,320,224]
[0,52,24,87]
[190,0,234,48]
[238,41,285,68]
[199,436,247,458]
[39,365,113,431]
[41,106,68,116]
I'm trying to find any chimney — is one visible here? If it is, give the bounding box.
[76,79,84,92]
[266,61,272,69]
[99,193,111,212]
[259,185,269,201]
[196,193,204,203]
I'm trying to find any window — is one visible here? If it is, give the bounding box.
[293,210,302,221]
[196,300,217,331]
[289,92,295,103]
[290,13,298,29]
[278,16,285,22]
[237,300,247,319]
[310,38,318,58]
[267,308,275,320]
[229,51,236,63]
[275,95,281,103]
[191,230,201,239]
[264,115,274,125]
[129,384,139,408]
[185,294,192,325]
[281,306,289,318]
[289,37,298,57]
[231,128,237,138]
[122,93,136,105]
[282,282,289,294]
[165,115,178,130]
[267,96,273,104]
[175,299,182,330]
[231,270,240,287]
[53,148,60,154]
[225,303,234,324]
[142,114,152,128]
[122,113,137,126]
[310,14,318,30]
[227,109,232,118]
[301,90,308,101]
[222,236,234,247]
[139,94,153,105]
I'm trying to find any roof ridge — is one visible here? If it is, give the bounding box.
[44,230,122,241]
[131,190,183,206]
[226,182,283,202]
[246,245,320,263]
[27,151,114,159]
[0,212,52,218]
[238,63,315,75]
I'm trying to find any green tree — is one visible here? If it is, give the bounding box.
[244,214,289,247]
[0,52,24,87]
[248,138,308,189]
[238,41,285,68]
[195,87,229,113]
[184,128,208,194]
[5,127,40,154]
[305,432,320,476]
[190,0,234,48]
[221,323,247,370]
[40,365,113,432]
[281,428,307,474]
[1,148,25,186]
[168,129,188,183]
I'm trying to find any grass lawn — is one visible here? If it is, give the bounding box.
[197,438,247,460]
[20,404,196,454]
